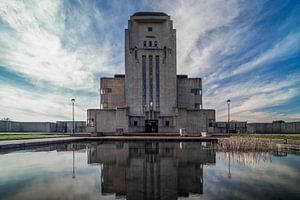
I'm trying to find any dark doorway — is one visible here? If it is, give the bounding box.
[145,120,158,133]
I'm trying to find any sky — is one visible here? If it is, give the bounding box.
[0,0,300,122]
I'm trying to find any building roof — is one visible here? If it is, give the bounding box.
[177,75,188,78]
[114,74,125,78]
[132,12,168,16]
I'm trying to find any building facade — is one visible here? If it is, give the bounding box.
[87,12,216,134]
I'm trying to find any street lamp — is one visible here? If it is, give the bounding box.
[71,98,75,134]
[227,99,231,135]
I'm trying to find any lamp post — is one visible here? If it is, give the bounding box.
[227,99,231,135]
[71,98,75,134]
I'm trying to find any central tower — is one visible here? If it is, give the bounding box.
[87,12,215,135]
[125,12,177,130]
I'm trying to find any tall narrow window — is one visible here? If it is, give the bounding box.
[149,41,152,47]
[163,46,167,63]
[142,55,146,106]
[134,46,138,60]
[154,41,157,47]
[149,55,153,104]
[148,27,152,32]
[143,41,147,47]
[155,55,160,107]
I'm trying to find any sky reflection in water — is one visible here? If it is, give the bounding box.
[0,142,299,200]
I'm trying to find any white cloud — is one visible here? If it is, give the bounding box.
[204,76,300,122]
[208,31,300,83]
[0,0,120,90]
[157,0,241,75]
[153,0,300,122]
[0,84,98,121]
[0,0,299,122]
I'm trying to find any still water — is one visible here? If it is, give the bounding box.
[0,142,299,200]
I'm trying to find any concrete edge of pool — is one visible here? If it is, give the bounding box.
[0,136,219,150]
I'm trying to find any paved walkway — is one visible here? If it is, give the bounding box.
[0,136,218,150]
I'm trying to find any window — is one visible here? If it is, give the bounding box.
[165,121,170,127]
[148,27,152,32]
[101,88,112,94]
[134,121,138,126]
[209,122,213,127]
[88,118,94,127]
[155,55,160,107]
[142,55,146,105]
[191,88,201,95]
[149,41,152,47]
[149,55,153,103]
[101,103,108,109]
[195,103,201,109]
[154,41,157,47]
[143,41,147,47]
[134,47,137,59]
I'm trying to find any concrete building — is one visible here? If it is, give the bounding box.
[87,12,216,134]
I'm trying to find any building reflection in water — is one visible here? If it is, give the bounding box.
[87,142,216,200]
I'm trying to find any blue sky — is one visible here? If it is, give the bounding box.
[0,0,299,122]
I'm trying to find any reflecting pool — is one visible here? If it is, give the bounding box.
[0,142,299,200]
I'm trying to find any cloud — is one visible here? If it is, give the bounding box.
[0,83,98,121]
[204,74,300,122]
[154,0,300,122]
[207,30,300,83]
[156,0,242,74]
[0,0,121,90]
[0,0,299,122]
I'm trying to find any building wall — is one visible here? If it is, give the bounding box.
[176,109,216,134]
[96,109,116,133]
[177,75,202,110]
[0,121,86,133]
[247,122,300,134]
[100,75,125,109]
[0,121,21,132]
[87,108,128,134]
[125,13,177,117]
[212,121,247,133]
[56,121,87,133]
[0,121,56,132]
[21,122,56,132]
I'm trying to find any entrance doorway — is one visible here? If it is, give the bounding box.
[145,120,158,133]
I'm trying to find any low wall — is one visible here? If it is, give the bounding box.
[212,121,247,134]
[247,122,300,134]
[0,121,86,133]
[20,122,56,132]
[56,121,87,133]
[0,121,21,132]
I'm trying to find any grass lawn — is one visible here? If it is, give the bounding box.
[0,134,69,140]
[237,134,300,141]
